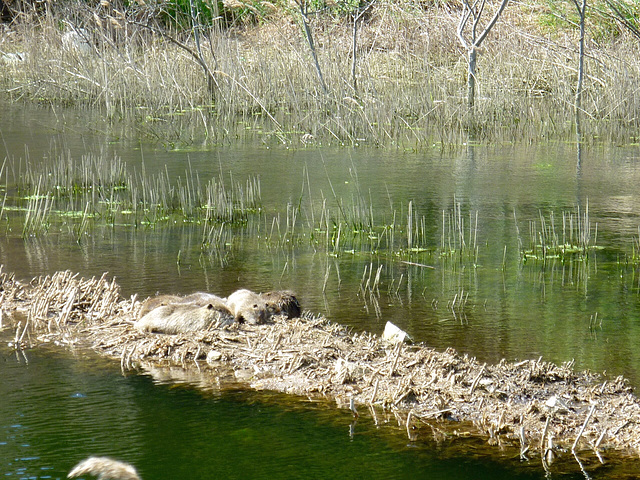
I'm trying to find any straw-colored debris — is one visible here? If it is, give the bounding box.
[1,269,640,461]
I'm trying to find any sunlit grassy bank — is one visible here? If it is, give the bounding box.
[1,1,639,147]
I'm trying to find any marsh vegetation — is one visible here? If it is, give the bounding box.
[2,142,640,357]
[1,1,639,147]
[2,1,640,478]
[3,147,606,270]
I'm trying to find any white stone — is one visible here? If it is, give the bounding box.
[382,321,408,343]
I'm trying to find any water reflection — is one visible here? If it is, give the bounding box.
[2,102,640,389]
[4,343,637,479]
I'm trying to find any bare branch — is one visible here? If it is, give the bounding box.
[128,20,217,93]
[296,0,327,93]
[457,0,510,109]
[472,0,487,42]
[457,2,474,49]
[475,0,510,47]
[605,0,640,40]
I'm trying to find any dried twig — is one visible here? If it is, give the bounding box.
[572,403,597,454]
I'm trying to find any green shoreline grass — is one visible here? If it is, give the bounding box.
[0,1,639,147]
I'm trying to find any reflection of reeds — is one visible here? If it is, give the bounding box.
[633,226,640,266]
[440,200,478,262]
[359,262,383,318]
[13,153,489,266]
[448,288,469,323]
[73,201,92,241]
[0,191,7,224]
[360,262,382,295]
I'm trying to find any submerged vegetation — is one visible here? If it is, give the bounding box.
[0,1,639,146]
[4,150,527,266]
[11,153,262,238]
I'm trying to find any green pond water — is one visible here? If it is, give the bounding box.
[1,343,613,480]
[1,100,640,478]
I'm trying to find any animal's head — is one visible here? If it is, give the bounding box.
[237,301,268,324]
[263,291,301,318]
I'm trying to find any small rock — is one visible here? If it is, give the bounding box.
[206,349,222,364]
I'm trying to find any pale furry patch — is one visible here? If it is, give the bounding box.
[68,456,141,480]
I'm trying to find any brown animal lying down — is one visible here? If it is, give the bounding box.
[136,292,226,320]
[135,290,301,334]
[134,302,235,334]
[226,289,302,324]
[262,290,301,319]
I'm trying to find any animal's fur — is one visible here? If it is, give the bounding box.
[68,456,141,480]
[226,289,269,325]
[262,290,301,319]
[137,294,182,320]
[134,301,234,334]
[137,289,299,329]
[137,292,227,320]
[181,291,227,305]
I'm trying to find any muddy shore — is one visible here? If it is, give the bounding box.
[2,269,639,467]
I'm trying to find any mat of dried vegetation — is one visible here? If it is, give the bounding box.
[1,268,639,466]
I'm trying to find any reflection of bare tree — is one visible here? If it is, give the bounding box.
[576,106,583,171]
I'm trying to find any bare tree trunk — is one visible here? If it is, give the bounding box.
[189,0,217,96]
[574,0,587,113]
[573,0,587,171]
[351,0,374,97]
[297,0,327,94]
[351,11,359,95]
[467,48,477,108]
[457,0,510,109]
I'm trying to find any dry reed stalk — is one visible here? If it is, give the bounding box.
[571,403,597,453]
[469,362,486,394]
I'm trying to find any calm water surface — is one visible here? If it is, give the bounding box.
[2,342,636,480]
[1,100,640,478]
